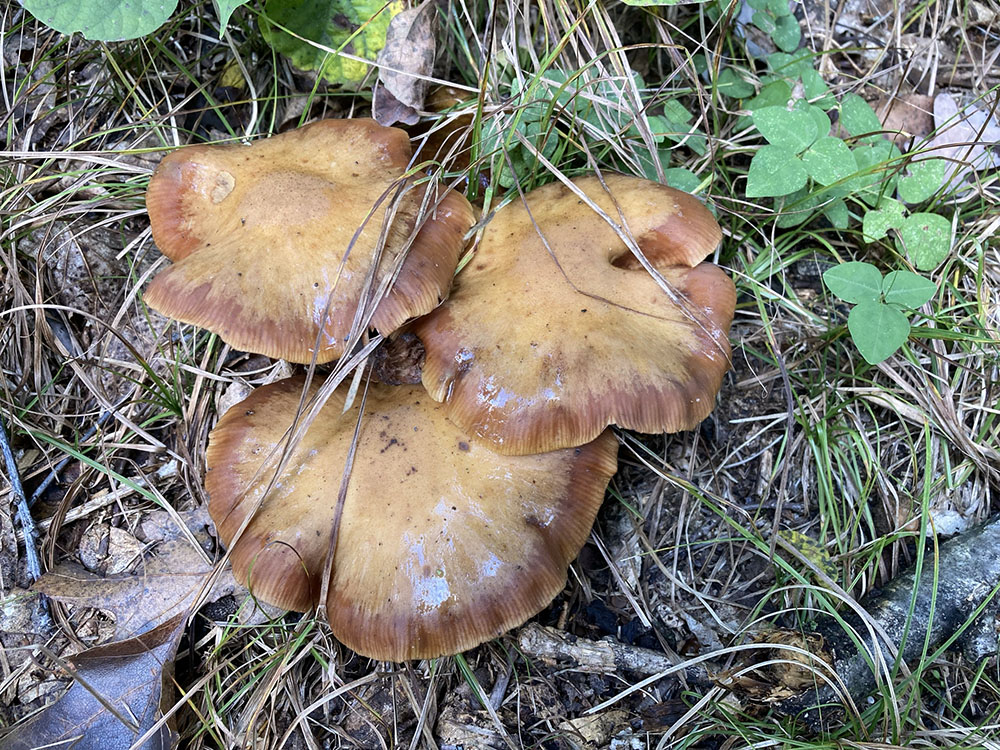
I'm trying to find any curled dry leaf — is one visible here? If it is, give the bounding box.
[373,1,437,126]
[0,612,185,750]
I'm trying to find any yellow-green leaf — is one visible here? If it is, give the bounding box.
[261,0,404,87]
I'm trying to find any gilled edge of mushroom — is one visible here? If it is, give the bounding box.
[416,262,736,456]
[326,429,619,661]
[205,400,316,612]
[144,177,474,364]
[369,186,476,337]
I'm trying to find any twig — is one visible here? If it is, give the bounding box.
[517,623,711,685]
[1,414,43,582]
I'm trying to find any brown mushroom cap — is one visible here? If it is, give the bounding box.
[144,119,474,364]
[206,376,617,661]
[411,174,735,455]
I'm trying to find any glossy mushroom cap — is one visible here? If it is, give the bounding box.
[145,119,474,364]
[206,377,618,661]
[412,174,735,455]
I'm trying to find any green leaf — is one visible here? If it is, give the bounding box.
[717,68,755,98]
[774,187,821,227]
[752,106,818,153]
[21,0,178,40]
[882,270,936,308]
[823,198,848,229]
[767,51,810,78]
[800,68,832,106]
[745,80,792,113]
[801,137,856,185]
[898,158,947,204]
[261,0,403,86]
[898,212,952,270]
[861,197,905,241]
[766,0,792,14]
[214,0,250,30]
[746,145,808,197]
[840,93,882,138]
[802,102,831,138]
[664,167,702,194]
[848,300,911,363]
[661,99,693,125]
[823,261,883,304]
[752,10,777,35]
[772,14,801,52]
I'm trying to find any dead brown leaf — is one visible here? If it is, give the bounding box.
[875,93,934,147]
[34,537,236,641]
[374,1,437,126]
[0,613,185,750]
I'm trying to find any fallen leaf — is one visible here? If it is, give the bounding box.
[0,613,185,750]
[928,93,1000,185]
[874,93,934,147]
[373,1,437,126]
[34,537,236,640]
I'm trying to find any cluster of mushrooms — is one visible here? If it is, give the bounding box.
[144,118,736,661]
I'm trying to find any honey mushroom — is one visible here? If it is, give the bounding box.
[144,118,474,363]
[206,376,618,661]
[412,174,737,455]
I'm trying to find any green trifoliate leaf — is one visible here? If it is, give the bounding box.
[745,80,792,113]
[717,67,755,98]
[752,10,777,34]
[774,187,821,227]
[746,145,808,197]
[21,0,177,40]
[823,261,883,304]
[898,158,947,204]
[848,300,911,364]
[882,270,936,308]
[898,212,953,270]
[823,198,849,229]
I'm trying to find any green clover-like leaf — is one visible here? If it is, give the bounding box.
[861,197,906,242]
[882,270,936,308]
[823,198,848,229]
[772,14,801,52]
[746,145,808,198]
[801,137,856,185]
[898,212,952,271]
[823,261,882,304]
[752,106,818,153]
[848,300,911,364]
[261,0,403,86]
[898,158,947,204]
[840,93,882,139]
[717,67,755,98]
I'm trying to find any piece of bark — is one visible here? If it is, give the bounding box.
[736,514,1000,727]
